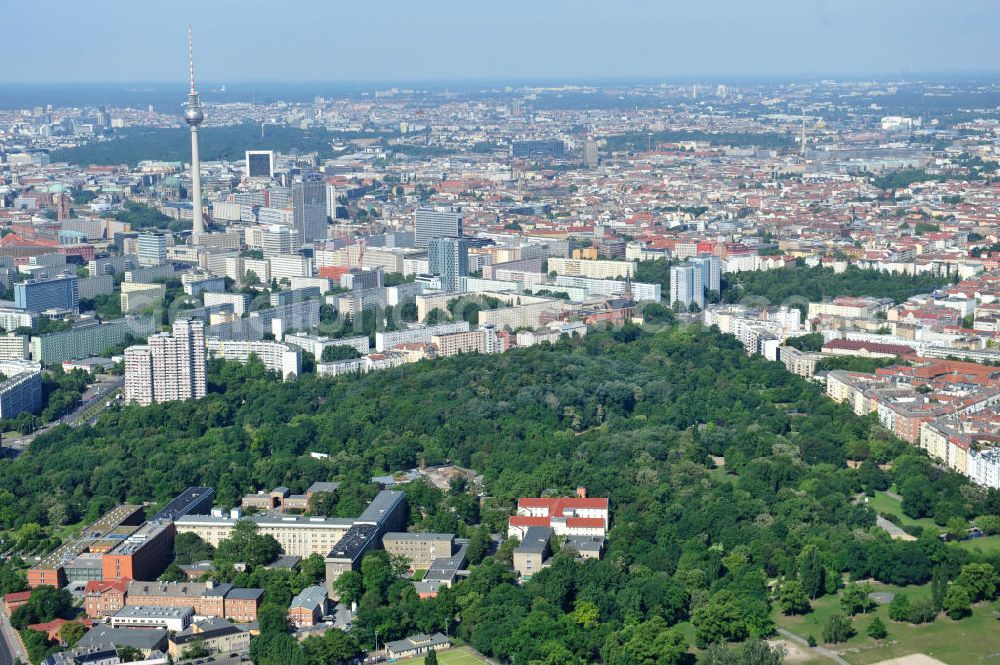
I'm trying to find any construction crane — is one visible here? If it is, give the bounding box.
[357,237,366,270]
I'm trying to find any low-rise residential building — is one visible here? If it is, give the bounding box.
[508,489,610,540]
[808,296,893,321]
[110,605,193,632]
[168,618,252,659]
[287,585,328,628]
[284,333,370,357]
[548,257,634,279]
[205,338,301,379]
[431,325,501,357]
[384,633,451,660]
[778,345,823,378]
[316,351,409,376]
[375,321,470,352]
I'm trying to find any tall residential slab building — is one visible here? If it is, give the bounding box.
[427,237,470,292]
[669,264,704,310]
[689,255,721,293]
[292,178,328,243]
[124,318,206,406]
[414,208,462,249]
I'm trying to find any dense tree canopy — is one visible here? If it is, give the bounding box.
[1,323,996,663]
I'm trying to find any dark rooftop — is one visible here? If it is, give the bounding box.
[148,487,215,523]
[326,524,379,562]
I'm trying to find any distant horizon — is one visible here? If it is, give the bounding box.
[4,70,1000,87]
[5,72,1000,112]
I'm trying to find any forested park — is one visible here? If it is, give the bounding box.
[2,321,1000,663]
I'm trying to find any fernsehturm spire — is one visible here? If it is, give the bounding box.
[184,26,206,237]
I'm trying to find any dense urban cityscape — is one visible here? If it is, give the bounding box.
[2,3,1000,665]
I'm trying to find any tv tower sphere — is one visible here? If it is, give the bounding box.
[184,103,204,126]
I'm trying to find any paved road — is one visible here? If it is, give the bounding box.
[0,611,27,665]
[777,627,851,665]
[876,515,917,541]
[1,376,123,456]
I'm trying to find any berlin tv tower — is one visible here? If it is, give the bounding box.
[184,26,206,237]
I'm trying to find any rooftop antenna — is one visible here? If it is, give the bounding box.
[188,26,196,96]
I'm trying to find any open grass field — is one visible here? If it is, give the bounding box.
[393,646,494,665]
[773,580,1000,665]
[866,492,938,532]
[867,491,1000,554]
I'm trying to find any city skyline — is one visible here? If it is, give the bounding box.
[3,0,999,84]
[5,2,1000,662]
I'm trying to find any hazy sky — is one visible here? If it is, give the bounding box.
[3,0,997,83]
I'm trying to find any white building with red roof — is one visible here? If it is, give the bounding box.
[507,488,609,539]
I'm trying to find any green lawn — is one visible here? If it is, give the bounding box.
[955,537,1000,556]
[866,491,938,531]
[774,581,1000,664]
[867,491,1000,554]
[393,646,493,665]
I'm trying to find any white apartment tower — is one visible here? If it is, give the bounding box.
[124,318,207,406]
[669,264,704,310]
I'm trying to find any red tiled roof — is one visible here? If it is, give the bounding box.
[28,618,92,633]
[4,591,32,604]
[0,233,59,247]
[517,497,609,511]
[84,578,129,594]
[508,516,552,528]
[823,339,913,355]
[565,517,606,528]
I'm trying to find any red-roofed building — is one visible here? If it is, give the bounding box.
[28,618,93,642]
[822,338,915,358]
[508,488,609,539]
[3,590,32,616]
[83,578,130,619]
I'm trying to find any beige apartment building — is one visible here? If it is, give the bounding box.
[382,533,454,570]
[173,514,353,558]
[548,257,634,279]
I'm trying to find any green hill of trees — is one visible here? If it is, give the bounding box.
[1,324,994,664]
